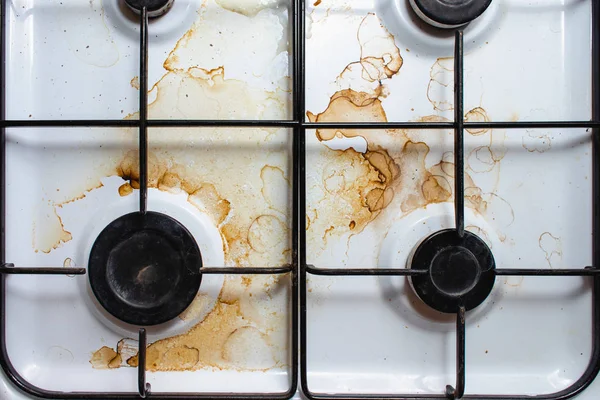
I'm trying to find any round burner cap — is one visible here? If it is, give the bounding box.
[125,0,174,18]
[409,0,492,29]
[409,229,495,313]
[88,211,202,326]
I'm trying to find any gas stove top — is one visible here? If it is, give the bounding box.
[1,0,599,399]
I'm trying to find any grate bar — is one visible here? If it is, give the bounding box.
[0,263,85,275]
[138,328,151,399]
[495,268,600,276]
[200,266,292,274]
[306,265,427,276]
[2,120,599,129]
[446,306,466,400]
[453,30,465,238]
[138,7,149,215]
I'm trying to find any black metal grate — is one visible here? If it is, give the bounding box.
[0,0,599,399]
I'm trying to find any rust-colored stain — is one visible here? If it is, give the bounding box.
[87,2,291,371]
[32,205,73,253]
[130,76,140,90]
[90,346,121,369]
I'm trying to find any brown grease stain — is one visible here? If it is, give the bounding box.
[33,181,107,253]
[33,206,73,253]
[465,107,489,136]
[90,346,120,369]
[126,294,276,371]
[90,3,291,371]
[130,76,140,90]
[305,16,513,257]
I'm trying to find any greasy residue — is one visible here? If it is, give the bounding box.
[88,0,291,371]
[305,14,513,256]
[37,0,515,372]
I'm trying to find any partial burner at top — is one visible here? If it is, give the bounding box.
[125,0,174,18]
[409,229,495,313]
[88,211,202,326]
[409,0,492,29]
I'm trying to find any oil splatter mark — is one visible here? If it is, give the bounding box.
[539,232,562,268]
[523,132,552,153]
[465,107,489,136]
[468,146,496,173]
[63,257,76,278]
[465,190,514,232]
[127,294,278,371]
[57,0,119,68]
[32,204,72,253]
[333,13,402,100]
[465,108,506,176]
[161,1,289,93]
[427,58,453,111]
[130,76,140,90]
[261,166,291,214]
[90,346,120,369]
[504,276,524,287]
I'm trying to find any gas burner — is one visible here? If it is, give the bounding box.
[409,229,495,313]
[125,0,174,18]
[88,211,202,326]
[409,0,492,29]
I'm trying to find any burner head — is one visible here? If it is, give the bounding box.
[409,229,495,313]
[409,0,492,29]
[88,211,202,326]
[125,0,174,18]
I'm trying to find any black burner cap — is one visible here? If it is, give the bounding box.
[410,0,492,28]
[88,211,202,326]
[409,229,495,313]
[125,0,174,17]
